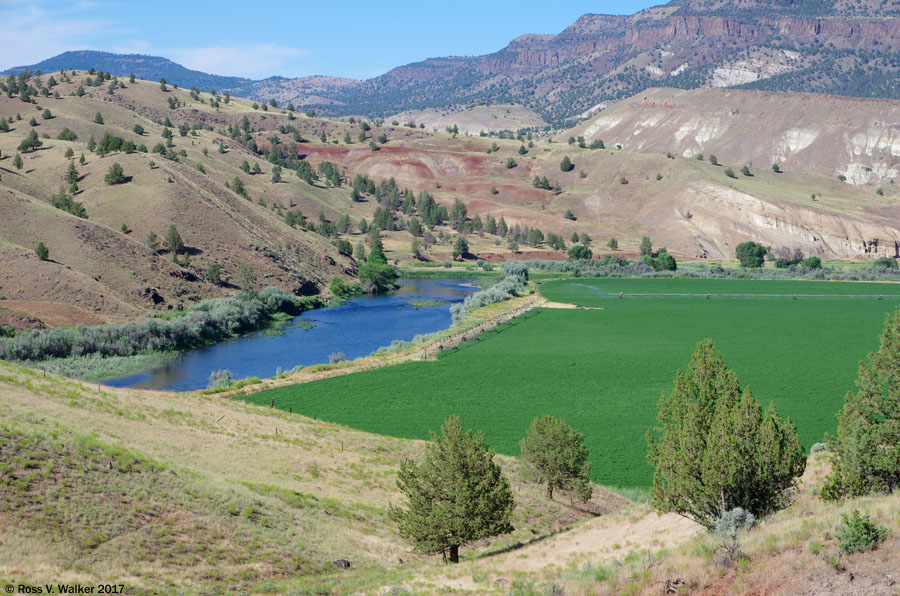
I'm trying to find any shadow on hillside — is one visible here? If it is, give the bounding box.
[476,524,571,559]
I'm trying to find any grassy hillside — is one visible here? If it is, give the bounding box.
[3,70,900,330]
[2,353,898,594]
[0,70,353,329]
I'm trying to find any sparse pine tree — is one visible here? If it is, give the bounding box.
[560,156,574,172]
[35,242,49,261]
[389,416,515,564]
[13,152,23,170]
[65,160,79,184]
[639,235,653,256]
[237,262,256,292]
[520,416,592,502]
[104,162,126,185]
[207,262,222,285]
[164,224,184,259]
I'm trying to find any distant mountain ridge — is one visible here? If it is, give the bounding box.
[8,0,900,125]
[2,50,257,91]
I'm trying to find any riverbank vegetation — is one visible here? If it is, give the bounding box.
[0,287,320,381]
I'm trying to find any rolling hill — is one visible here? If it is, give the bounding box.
[4,67,900,329]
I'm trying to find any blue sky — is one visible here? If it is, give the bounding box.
[0,0,661,79]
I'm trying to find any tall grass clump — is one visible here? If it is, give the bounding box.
[0,288,318,364]
[450,261,529,324]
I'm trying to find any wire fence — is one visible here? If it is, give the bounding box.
[420,300,540,358]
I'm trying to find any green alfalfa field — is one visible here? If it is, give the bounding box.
[242,277,900,488]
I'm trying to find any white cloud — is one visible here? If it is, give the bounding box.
[167,44,310,79]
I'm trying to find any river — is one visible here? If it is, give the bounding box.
[104,278,477,391]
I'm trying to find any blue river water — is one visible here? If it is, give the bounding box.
[104,278,477,391]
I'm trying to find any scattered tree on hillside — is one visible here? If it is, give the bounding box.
[237,262,256,292]
[822,309,900,500]
[65,160,79,184]
[35,242,49,261]
[13,152,23,170]
[560,155,574,172]
[741,165,752,176]
[709,155,718,165]
[94,112,103,124]
[18,129,42,152]
[647,339,806,530]
[207,263,222,285]
[164,224,184,261]
[159,78,167,91]
[146,231,159,252]
[639,235,653,257]
[564,208,576,221]
[506,157,517,169]
[520,415,592,501]
[390,416,515,564]
[104,162,127,185]
[452,235,469,260]
[772,163,781,173]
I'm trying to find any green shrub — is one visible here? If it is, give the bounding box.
[836,510,887,554]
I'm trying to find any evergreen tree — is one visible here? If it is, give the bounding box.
[207,263,222,285]
[65,160,79,184]
[271,164,282,183]
[35,242,49,261]
[164,224,184,259]
[485,214,497,235]
[390,416,515,563]
[520,416,592,501]
[647,340,806,529]
[639,235,653,256]
[453,235,469,260]
[560,156,574,172]
[13,152,23,170]
[497,216,508,238]
[237,262,256,292]
[94,112,103,124]
[104,162,126,185]
[822,309,900,499]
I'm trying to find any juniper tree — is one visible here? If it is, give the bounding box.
[822,309,900,499]
[104,162,126,185]
[560,156,574,172]
[65,160,78,184]
[35,242,49,261]
[639,235,653,256]
[390,416,515,563]
[237,262,256,292]
[647,340,805,529]
[452,235,469,260]
[164,224,184,259]
[520,415,592,501]
[13,152,23,170]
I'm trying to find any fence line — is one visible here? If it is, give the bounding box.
[420,299,540,358]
